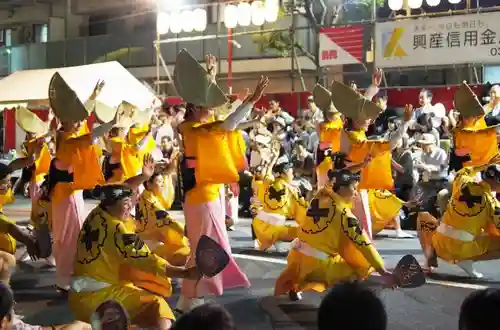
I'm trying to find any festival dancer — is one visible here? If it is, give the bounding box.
[252,156,308,252]
[70,182,199,330]
[0,152,43,284]
[432,155,500,278]
[333,79,412,239]
[48,74,116,292]
[136,168,190,267]
[312,84,343,190]
[175,49,266,312]
[274,169,393,301]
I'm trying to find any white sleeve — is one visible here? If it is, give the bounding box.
[388,122,410,150]
[364,85,379,101]
[91,120,115,143]
[221,102,255,131]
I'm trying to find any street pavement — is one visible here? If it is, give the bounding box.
[5,198,500,330]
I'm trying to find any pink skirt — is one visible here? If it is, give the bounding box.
[182,189,250,298]
[29,181,42,221]
[51,191,85,288]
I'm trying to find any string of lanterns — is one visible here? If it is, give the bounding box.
[388,0,462,10]
[156,0,280,35]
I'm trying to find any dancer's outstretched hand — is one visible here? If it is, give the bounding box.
[379,269,397,289]
[142,154,155,178]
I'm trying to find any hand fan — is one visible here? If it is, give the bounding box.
[392,254,426,288]
[193,235,230,291]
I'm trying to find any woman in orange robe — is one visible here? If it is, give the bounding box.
[175,50,268,312]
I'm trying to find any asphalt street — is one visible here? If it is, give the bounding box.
[6,198,500,330]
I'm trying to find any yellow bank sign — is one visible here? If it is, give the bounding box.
[375,12,500,68]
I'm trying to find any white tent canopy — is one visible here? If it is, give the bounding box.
[0,62,159,110]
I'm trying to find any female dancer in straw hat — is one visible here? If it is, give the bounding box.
[174,49,269,312]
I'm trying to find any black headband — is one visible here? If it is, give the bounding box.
[93,185,134,203]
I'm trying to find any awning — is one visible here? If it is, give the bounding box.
[0,62,159,110]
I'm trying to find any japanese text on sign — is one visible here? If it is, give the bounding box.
[375,12,500,68]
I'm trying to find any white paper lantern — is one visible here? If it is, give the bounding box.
[426,0,441,6]
[264,0,279,23]
[193,8,207,32]
[388,0,404,10]
[251,1,266,26]
[224,4,238,29]
[170,10,182,34]
[408,0,423,8]
[448,0,461,3]
[180,11,196,32]
[156,12,170,35]
[237,2,252,27]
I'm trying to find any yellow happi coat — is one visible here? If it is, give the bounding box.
[136,189,190,266]
[252,177,308,250]
[69,206,174,322]
[432,166,500,262]
[274,186,385,295]
[0,189,17,254]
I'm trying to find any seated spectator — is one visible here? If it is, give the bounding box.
[0,282,91,330]
[171,303,235,330]
[318,282,387,330]
[459,288,500,330]
[410,113,440,147]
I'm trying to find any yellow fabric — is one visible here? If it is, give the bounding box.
[178,121,223,205]
[463,116,487,130]
[369,189,404,234]
[70,206,173,322]
[0,189,15,211]
[128,125,157,165]
[110,138,142,181]
[275,187,384,295]
[319,119,343,152]
[316,156,333,177]
[195,128,241,184]
[349,140,393,190]
[253,177,308,250]
[432,167,500,261]
[345,129,367,144]
[250,178,265,216]
[34,144,51,183]
[454,126,498,166]
[0,213,16,254]
[55,126,104,201]
[136,189,190,266]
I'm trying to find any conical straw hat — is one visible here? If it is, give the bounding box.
[330,81,382,121]
[173,49,228,108]
[87,100,118,124]
[15,107,49,136]
[312,84,332,112]
[454,81,484,118]
[48,72,90,125]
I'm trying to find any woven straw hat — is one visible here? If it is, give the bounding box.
[86,100,118,124]
[173,49,228,108]
[454,81,485,118]
[15,107,49,136]
[48,72,90,125]
[329,81,382,121]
